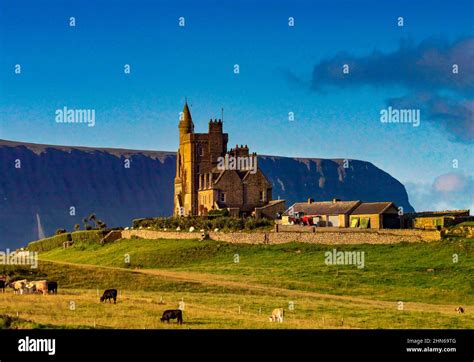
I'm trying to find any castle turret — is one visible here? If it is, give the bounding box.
[179,100,194,136]
[229,144,250,157]
[208,119,223,133]
[208,119,228,164]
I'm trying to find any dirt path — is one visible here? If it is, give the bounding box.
[42,259,470,315]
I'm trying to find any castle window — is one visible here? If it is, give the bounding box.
[220,192,226,203]
[260,191,266,202]
[199,145,204,156]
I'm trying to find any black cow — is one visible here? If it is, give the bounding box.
[100,289,117,304]
[160,309,183,324]
[47,281,58,294]
[0,280,5,293]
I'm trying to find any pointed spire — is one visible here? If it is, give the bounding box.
[179,98,194,134]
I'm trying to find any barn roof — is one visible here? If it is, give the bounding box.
[410,210,470,217]
[285,200,361,216]
[352,202,395,215]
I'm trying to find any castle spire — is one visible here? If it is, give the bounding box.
[179,99,194,134]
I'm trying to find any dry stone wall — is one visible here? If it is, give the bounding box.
[121,228,440,244]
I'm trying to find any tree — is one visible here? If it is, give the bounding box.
[96,220,107,229]
[88,213,97,228]
[74,224,80,231]
[83,213,107,230]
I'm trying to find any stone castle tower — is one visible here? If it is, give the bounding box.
[174,101,285,218]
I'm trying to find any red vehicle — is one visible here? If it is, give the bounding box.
[300,215,314,226]
[289,212,315,226]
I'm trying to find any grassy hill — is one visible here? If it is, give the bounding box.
[39,236,473,305]
[27,230,105,252]
[1,234,472,329]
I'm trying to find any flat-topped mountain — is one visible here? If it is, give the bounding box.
[0,139,413,248]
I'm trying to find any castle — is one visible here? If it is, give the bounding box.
[174,101,285,218]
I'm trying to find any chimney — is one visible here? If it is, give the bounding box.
[332,198,341,204]
[308,198,314,204]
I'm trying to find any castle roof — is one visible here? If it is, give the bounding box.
[179,100,194,132]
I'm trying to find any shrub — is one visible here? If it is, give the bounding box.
[27,230,105,252]
[208,209,230,219]
[132,216,273,232]
[55,229,67,235]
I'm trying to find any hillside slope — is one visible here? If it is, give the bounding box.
[3,236,471,329]
[38,236,472,305]
[0,139,413,248]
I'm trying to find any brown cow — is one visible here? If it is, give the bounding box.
[31,280,48,295]
[24,282,37,294]
[9,280,27,295]
[269,308,284,323]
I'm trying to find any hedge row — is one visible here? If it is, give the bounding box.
[27,230,105,252]
[132,216,273,232]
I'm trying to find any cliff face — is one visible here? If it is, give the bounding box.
[0,139,413,249]
[258,156,413,211]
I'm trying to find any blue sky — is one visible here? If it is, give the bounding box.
[0,0,473,211]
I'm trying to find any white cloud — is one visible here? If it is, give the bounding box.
[405,172,473,212]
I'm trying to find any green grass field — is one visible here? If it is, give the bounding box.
[1,235,472,329]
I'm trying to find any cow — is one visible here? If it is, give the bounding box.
[100,289,117,304]
[31,280,48,295]
[160,309,183,324]
[455,306,465,314]
[9,280,27,295]
[25,282,37,294]
[47,281,58,294]
[269,308,284,323]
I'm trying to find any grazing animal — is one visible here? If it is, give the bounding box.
[0,279,5,293]
[47,281,58,294]
[269,308,284,323]
[160,309,183,324]
[31,280,48,295]
[455,306,465,314]
[25,282,37,294]
[100,289,118,304]
[10,280,27,295]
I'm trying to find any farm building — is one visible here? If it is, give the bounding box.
[349,202,400,229]
[408,210,471,230]
[283,199,361,227]
[283,199,402,229]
